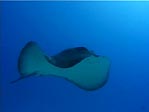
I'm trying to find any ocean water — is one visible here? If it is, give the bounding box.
[1,1,149,112]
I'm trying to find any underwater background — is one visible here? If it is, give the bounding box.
[1,1,149,112]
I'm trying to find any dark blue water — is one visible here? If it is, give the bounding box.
[1,2,149,112]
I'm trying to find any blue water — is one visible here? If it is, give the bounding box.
[1,1,149,112]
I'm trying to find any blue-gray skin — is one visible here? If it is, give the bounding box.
[45,47,99,68]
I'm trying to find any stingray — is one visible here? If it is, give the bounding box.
[13,41,110,91]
